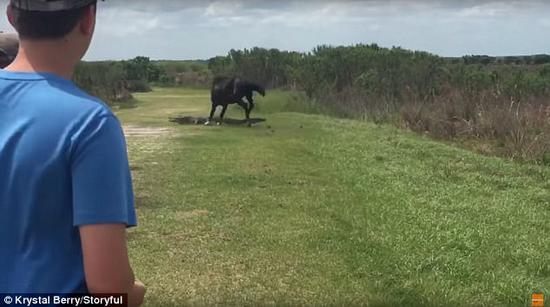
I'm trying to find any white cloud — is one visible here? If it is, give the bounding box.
[97,10,160,37]
[369,24,381,31]
[199,2,376,28]
[454,2,516,19]
[204,1,244,17]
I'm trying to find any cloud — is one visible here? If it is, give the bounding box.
[97,10,160,37]
[99,0,546,14]
[204,2,244,17]
[451,1,542,19]
[257,2,375,27]
[540,18,550,28]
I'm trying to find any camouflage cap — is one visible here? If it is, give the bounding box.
[0,33,19,68]
[0,33,19,54]
[10,0,102,12]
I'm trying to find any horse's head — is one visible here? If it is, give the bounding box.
[258,87,266,97]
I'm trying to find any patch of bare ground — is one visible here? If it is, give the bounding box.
[123,125,175,138]
[174,209,210,221]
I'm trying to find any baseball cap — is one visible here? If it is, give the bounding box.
[10,0,102,12]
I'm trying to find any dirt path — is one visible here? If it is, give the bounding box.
[123,125,174,138]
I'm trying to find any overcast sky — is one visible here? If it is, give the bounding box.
[0,0,549,60]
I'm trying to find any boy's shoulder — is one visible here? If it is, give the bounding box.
[42,74,113,118]
[0,70,112,118]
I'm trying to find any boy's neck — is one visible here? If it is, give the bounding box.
[5,39,79,80]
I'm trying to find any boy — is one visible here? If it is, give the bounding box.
[0,1,145,305]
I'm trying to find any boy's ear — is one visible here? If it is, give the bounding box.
[79,5,96,36]
[6,5,16,29]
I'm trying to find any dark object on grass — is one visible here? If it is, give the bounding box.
[207,76,266,126]
[170,116,266,126]
[169,116,207,125]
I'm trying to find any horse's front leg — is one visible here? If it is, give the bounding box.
[245,98,257,127]
[237,99,250,123]
[245,95,255,123]
[205,104,216,125]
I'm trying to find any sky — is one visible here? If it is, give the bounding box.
[0,0,549,60]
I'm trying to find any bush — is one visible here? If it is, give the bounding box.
[127,79,151,93]
[209,45,550,163]
[74,61,132,104]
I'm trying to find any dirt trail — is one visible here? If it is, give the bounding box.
[123,125,174,138]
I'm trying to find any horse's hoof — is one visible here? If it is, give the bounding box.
[204,121,211,126]
[217,122,222,126]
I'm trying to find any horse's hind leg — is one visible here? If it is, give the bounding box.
[218,104,228,125]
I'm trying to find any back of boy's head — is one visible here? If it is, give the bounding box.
[10,0,98,40]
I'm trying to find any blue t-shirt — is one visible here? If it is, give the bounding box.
[0,70,137,293]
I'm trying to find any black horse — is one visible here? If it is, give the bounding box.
[206,76,266,125]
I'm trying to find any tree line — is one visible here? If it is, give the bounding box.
[73,45,550,163]
[74,56,210,104]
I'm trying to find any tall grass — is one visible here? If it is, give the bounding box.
[210,45,550,164]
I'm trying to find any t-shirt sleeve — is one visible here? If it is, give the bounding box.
[70,114,137,227]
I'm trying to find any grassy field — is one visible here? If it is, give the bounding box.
[116,87,549,306]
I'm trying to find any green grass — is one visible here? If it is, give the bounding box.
[117,87,550,306]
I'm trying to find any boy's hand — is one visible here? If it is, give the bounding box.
[80,224,143,304]
[129,280,146,307]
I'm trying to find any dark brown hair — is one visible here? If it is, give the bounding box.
[11,1,96,40]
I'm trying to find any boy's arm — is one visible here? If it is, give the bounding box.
[79,224,146,307]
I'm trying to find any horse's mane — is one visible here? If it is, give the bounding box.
[246,81,264,92]
[212,76,231,86]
